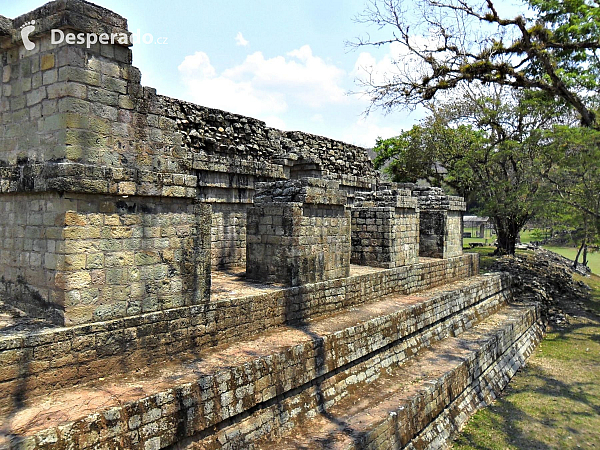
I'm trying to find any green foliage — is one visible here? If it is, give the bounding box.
[375,87,555,253]
[539,125,600,239]
[373,120,483,197]
[354,0,600,127]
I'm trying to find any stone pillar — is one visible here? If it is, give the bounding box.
[351,188,419,268]
[0,2,212,325]
[413,187,466,259]
[246,178,350,286]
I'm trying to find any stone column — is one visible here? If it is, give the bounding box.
[246,178,350,286]
[351,187,419,268]
[413,187,466,259]
[0,2,212,325]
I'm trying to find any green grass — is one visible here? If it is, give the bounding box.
[463,246,496,272]
[463,236,494,246]
[519,229,539,244]
[544,245,600,274]
[453,273,600,450]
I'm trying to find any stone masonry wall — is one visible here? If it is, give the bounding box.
[0,192,211,326]
[351,188,419,268]
[0,193,68,324]
[0,0,466,321]
[210,203,247,268]
[351,207,419,268]
[414,187,466,259]
[445,210,464,259]
[246,178,351,285]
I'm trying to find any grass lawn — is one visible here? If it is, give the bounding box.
[544,245,600,275]
[452,273,600,449]
[463,232,599,274]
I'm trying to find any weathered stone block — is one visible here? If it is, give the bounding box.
[351,188,419,268]
[411,186,466,259]
[0,193,211,325]
[40,54,55,71]
[246,178,350,286]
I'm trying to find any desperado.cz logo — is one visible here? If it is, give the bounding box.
[19,20,167,51]
[51,29,168,48]
[20,20,36,50]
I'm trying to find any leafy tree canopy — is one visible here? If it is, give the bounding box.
[374,86,565,253]
[353,0,600,127]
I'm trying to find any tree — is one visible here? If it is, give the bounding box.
[373,115,484,197]
[538,125,600,257]
[374,86,560,254]
[354,0,600,127]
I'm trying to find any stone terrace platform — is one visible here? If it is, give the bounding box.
[0,256,478,416]
[210,264,386,301]
[0,270,542,449]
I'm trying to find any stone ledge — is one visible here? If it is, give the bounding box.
[253,178,347,206]
[250,304,543,449]
[0,265,489,417]
[0,162,197,198]
[1,274,515,448]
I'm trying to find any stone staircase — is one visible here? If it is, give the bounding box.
[0,265,544,449]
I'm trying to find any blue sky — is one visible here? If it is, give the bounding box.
[3,0,524,147]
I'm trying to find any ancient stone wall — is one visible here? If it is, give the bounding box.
[246,178,351,285]
[4,274,544,450]
[413,187,466,259]
[209,203,247,269]
[1,272,510,439]
[351,188,419,268]
[0,191,210,325]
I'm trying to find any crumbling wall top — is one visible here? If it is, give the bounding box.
[1,0,130,47]
[412,186,466,211]
[354,187,416,209]
[253,178,347,206]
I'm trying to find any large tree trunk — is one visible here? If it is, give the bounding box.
[492,215,526,255]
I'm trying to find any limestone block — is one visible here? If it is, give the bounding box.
[246,178,350,286]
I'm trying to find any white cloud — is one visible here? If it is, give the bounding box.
[340,115,402,148]
[177,45,347,121]
[311,113,324,124]
[235,32,249,47]
[263,115,287,130]
[222,45,347,107]
[178,51,287,117]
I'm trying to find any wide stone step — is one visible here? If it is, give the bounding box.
[208,304,543,449]
[0,256,478,415]
[1,275,509,449]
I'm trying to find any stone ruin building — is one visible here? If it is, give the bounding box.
[0,1,544,449]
